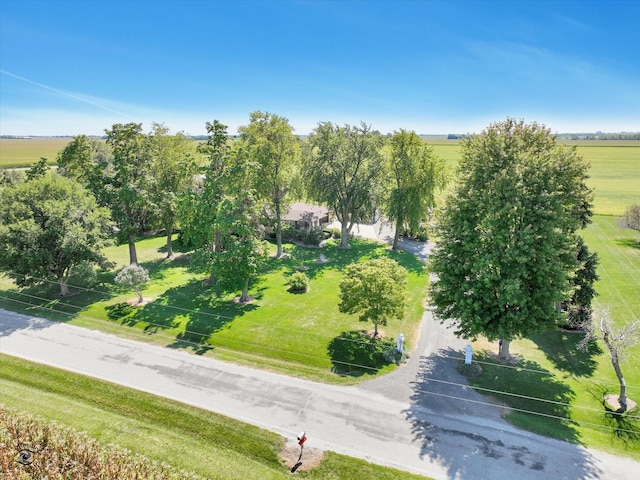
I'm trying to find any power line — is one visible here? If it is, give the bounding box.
[2,282,639,400]
[409,389,640,436]
[2,278,639,397]
[3,290,639,424]
[2,295,640,437]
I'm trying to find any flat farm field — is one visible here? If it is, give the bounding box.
[0,137,77,168]
[430,140,640,216]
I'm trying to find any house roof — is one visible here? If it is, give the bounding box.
[283,202,329,222]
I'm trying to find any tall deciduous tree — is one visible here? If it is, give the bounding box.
[429,119,593,358]
[304,122,385,248]
[56,135,114,207]
[0,174,113,296]
[385,130,447,249]
[178,120,234,283]
[146,123,198,257]
[105,123,154,265]
[238,111,300,257]
[339,257,408,337]
[212,191,270,302]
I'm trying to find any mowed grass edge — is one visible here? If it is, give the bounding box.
[0,354,431,480]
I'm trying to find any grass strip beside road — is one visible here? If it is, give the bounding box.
[0,354,431,479]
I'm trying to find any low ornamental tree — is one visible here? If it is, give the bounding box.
[339,257,408,337]
[115,264,150,304]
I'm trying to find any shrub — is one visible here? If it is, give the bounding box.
[303,227,325,246]
[288,272,309,293]
[327,331,397,375]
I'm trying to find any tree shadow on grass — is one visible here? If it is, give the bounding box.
[275,239,426,282]
[605,410,640,447]
[327,330,396,376]
[403,347,597,479]
[531,329,602,377]
[616,238,640,250]
[106,277,258,355]
[584,382,640,449]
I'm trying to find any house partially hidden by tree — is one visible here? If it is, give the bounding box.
[282,203,330,230]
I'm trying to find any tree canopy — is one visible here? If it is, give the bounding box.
[105,122,155,265]
[239,111,300,258]
[146,123,199,257]
[303,122,385,248]
[339,257,408,337]
[429,119,594,358]
[0,174,114,296]
[385,130,447,249]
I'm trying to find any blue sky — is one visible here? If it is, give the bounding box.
[1,0,639,136]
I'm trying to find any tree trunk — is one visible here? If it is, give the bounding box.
[275,203,283,258]
[604,331,628,411]
[60,281,70,297]
[128,232,138,265]
[340,221,350,248]
[239,278,250,303]
[392,223,400,250]
[136,289,143,304]
[392,211,403,250]
[499,339,511,360]
[374,322,379,338]
[165,228,173,258]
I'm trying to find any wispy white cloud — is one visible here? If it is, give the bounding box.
[0,69,133,117]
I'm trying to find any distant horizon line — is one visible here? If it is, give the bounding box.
[2,131,640,139]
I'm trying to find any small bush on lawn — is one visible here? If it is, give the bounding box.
[327,331,397,375]
[383,346,407,365]
[303,227,325,246]
[288,272,309,293]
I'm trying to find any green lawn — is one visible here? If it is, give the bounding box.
[0,354,431,480]
[463,216,640,459]
[0,236,428,384]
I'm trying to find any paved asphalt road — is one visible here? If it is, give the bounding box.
[1,308,638,479]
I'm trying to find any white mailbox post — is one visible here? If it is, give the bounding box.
[464,345,473,365]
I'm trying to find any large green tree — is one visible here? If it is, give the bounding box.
[303,122,385,248]
[0,174,113,296]
[238,111,300,258]
[105,123,155,265]
[339,257,408,337]
[146,123,198,257]
[178,120,235,283]
[56,134,115,207]
[385,130,447,249]
[212,192,270,303]
[429,119,593,358]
